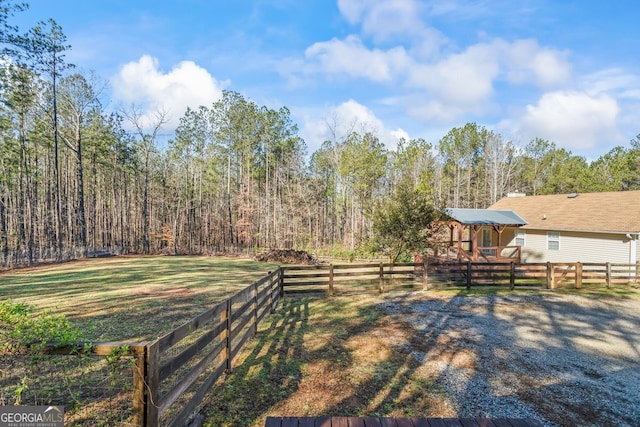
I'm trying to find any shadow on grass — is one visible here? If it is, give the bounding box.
[200,287,640,427]
[201,298,310,426]
[201,293,455,426]
[312,291,461,419]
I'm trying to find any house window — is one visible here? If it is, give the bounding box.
[547,232,560,250]
[482,229,492,247]
[515,230,525,246]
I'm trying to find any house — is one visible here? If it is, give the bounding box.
[488,190,640,264]
[440,208,527,262]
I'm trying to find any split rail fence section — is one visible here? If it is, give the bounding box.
[137,269,283,426]
[46,269,283,427]
[281,261,639,294]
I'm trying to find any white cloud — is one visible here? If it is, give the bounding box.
[409,39,571,100]
[112,55,225,129]
[407,39,570,115]
[582,68,640,100]
[578,69,640,148]
[337,0,428,42]
[300,99,409,152]
[304,35,410,82]
[500,39,571,87]
[407,99,482,123]
[337,0,366,24]
[298,33,572,124]
[408,43,500,106]
[506,91,620,151]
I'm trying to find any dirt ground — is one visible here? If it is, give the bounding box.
[377,292,640,426]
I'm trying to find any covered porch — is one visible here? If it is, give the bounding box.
[435,208,527,263]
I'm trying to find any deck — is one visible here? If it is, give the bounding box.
[264,416,546,427]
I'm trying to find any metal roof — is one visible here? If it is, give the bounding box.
[445,208,528,226]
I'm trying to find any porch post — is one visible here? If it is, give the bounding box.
[455,223,463,261]
[471,225,480,262]
[630,237,637,283]
[449,224,455,249]
[494,225,505,260]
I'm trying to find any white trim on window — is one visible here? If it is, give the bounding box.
[515,229,525,247]
[547,232,560,250]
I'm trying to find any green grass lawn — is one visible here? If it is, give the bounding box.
[0,255,278,342]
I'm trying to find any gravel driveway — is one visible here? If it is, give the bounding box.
[378,292,640,427]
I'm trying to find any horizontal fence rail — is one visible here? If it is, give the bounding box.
[282,263,427,295]
[281,261,639,294]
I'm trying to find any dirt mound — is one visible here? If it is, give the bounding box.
[254,249,319,265]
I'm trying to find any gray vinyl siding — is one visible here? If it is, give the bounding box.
[502,229,630,263]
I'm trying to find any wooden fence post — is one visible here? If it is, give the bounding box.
[146,340,159,427]
[606,262,611,289]
[575,262,582,289]
[509,261,515,290]
[466,262,472,289]
[132,342,159,427]
[132,345,146,427]
[268,271,274,313]
[253,282,258,335]
[636,262,640,284]
[278,267,284,298]
[423,257,429,290]
[329,264,334,297]
[546,262,554,289]
[378,262,384,294]
[225,298,233,373]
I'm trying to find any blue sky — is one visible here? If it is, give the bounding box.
[13,0,640,158]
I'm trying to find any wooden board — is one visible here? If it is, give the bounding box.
[263,417,545,427]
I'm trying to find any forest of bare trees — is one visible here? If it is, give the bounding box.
[1,2,639,267]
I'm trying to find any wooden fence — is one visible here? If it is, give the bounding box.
[38,260,638,426]
[42,269,283,427]
[144,269,282,426]
[280,261,640,294]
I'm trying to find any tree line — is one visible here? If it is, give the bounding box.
[1,1,639,267]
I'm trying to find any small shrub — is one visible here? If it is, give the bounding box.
[1,300,86,406]
[395,251,414,263]
[0,300,83,354]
